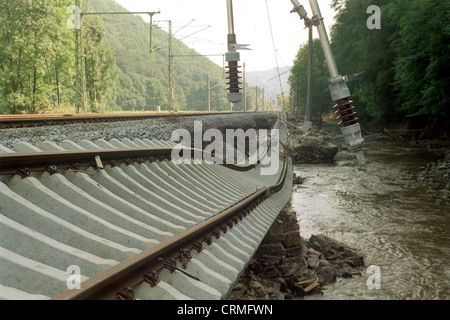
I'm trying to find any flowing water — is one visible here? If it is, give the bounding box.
[292,136,449,300]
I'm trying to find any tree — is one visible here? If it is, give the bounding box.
[0,0,119,114]
[390,0,450,120]
[329,0,449,130]
[145,78,166,111]
[82,8,118,113]
[0,0,63,113]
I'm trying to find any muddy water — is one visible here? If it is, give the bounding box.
[292,137,449,300]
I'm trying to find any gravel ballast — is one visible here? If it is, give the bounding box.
[0,113,277,149]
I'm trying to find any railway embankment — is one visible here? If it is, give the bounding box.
[230,204,365,300]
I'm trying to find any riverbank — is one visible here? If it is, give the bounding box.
[371,119,450,206]
[229,204,365,300]
[291,135,449,299]
[231,118,449,300]
[400,149,450,205]
[301,117,450,206]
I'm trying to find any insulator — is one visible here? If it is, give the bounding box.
[225,61,242,94]
[333,98,358,127]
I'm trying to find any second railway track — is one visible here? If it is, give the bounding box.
[0,116,293,300]
[0,111,247,129]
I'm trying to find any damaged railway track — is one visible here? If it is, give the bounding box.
[0,118,294,300]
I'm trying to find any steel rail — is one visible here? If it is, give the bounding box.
[0,139,282,175]
[0,111,254,129]
[51,144,289,300]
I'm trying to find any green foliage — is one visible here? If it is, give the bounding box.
[115,73,166,111]
[389,0,450,118]
[289,0,449,126]
[0,0,231,114]
[90,0,229,112]
[83,14,118,112]
[0,0,71,113]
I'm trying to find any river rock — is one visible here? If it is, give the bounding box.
[306,255,320,268]
[282,231,302,248]
[316,259,337,284]
[404,150,450,205]
[308,234,364,268]
[292,135,339,164]
[230,206,365,300]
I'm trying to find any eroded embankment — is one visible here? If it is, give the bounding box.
[229,204,364,300]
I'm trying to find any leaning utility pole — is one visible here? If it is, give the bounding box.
[290,0,367,170]
[304,23,314,132]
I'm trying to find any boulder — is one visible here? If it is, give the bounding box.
[316,259,337,284]
[308,234,364,267]
[292,135,339,164]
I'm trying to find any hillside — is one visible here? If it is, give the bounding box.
[246,66,291,107]
[0,0,280,114]
[89,0,229,111]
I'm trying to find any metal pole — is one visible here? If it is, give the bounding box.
[80,12,87,113]
[305,25,313,124]
[243,62,246,112]
[309,0,366,169]
[226,0,235,36]
[291,0,366,169]
[208,72,211,112]
[225,0,242,103]
[255,86,258,112]
[75,0,80,114]
[308,0,339,77]
[149,14,154,54]
[263,89,265,111]
[168,20,174,111]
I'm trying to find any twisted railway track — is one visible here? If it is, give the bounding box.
[0,117,293,300]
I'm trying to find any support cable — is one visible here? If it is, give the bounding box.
[265,0,286,107]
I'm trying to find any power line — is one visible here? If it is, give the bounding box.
[265,0,286,107]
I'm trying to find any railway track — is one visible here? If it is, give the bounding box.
[0,111,246,129]
[0,117,293,300]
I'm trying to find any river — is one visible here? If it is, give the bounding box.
[292,136,449,300]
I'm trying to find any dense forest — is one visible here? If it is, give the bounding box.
[0,0,267,114]
[289,0,449,136]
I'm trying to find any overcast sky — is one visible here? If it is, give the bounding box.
[114,0,336,72]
